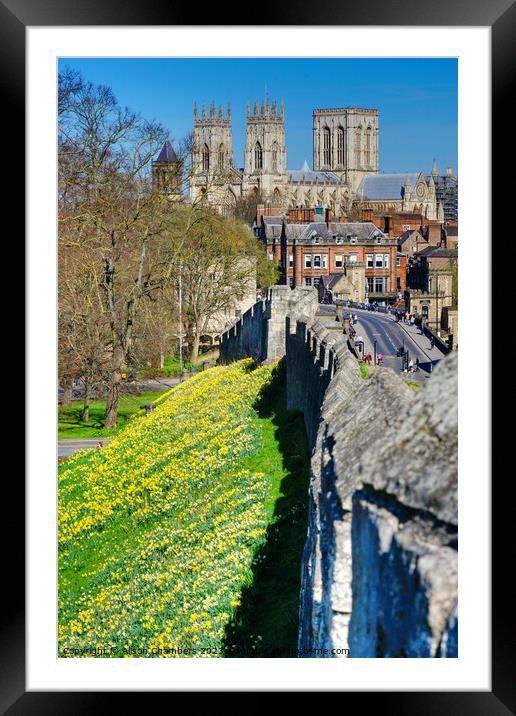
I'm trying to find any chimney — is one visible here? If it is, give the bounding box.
[362,208,374,222]
[256,203,266,221]
[384,215,393,236]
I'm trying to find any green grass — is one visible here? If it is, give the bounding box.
[404,379,422,391]
[58,360,310,658]
[223,361,311,657]
[58,390,167,439]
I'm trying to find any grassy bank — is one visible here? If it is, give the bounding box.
[58,359,309,658]
[58,391,167,439]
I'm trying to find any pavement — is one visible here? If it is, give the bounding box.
[58,438,112,459]
[338,307,448,384]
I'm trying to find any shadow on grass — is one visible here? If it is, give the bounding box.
[223,359,310,658]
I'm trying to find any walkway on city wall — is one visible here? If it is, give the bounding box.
[219,285,458,658]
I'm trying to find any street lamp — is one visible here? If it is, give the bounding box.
[374,339,377,366]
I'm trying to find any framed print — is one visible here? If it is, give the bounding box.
[4,0,513,709]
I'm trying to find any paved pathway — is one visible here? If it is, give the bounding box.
[58,438,112,459]
[348,308,447,383]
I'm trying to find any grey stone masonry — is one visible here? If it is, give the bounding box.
[218,285,318,365]
[291,314,458,657]
[218,286,458,658]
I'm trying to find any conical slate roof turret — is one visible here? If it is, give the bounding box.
[156,138,178,163]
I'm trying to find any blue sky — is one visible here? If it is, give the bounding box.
[59,57,457,174]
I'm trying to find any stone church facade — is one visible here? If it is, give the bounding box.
[153,98,446,222]
[188,98,380,219]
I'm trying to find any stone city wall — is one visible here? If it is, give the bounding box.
[218,287,458,657]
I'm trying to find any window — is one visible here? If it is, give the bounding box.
[289,277,295,288]
[335,254,343,268]
[313,277,320,287]
[314,235,320,244]
[375,254,383,268]
[323,127,331,166]
[202,144,210,172]
[272,143,278,172]
[255,142,263,170]
[288,253,294,268]
[313,255,321,268]
[218,143,225,169]
[375,277,384,293]
[355,127,362,167]
[337,126,344,165]
[367,277,374,292]
[365,126,372,165]
[322,254,328,269]
[384,254,389,269]
[305,277,312,286]
[396,255,401,267]
[348,253,358,263]
[397,277,401,290]
[403,224,410,231]
[366,254,374,268]
[304,254,312,268]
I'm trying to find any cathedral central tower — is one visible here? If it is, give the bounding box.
[242,97,288,204]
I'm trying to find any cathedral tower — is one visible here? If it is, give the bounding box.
[313,107,379,194]
[190,101,236,205]
[152,138,183,200]
[242,97,288,204]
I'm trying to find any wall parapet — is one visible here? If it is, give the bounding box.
[289,316,458,657]
[218,285,458,658]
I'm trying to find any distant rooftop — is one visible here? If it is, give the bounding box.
[155,138,178,163]
[357,173,420,200]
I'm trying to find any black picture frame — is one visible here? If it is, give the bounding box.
[6,0,513,710]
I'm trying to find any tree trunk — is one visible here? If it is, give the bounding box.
[104,375,120,429]
[189,330,200,364]
[82,375,90,422]
[104,345,124,429]
[61,378,73,406]
[160,350,164,369]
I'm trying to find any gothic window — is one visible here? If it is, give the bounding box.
[337,127,345,166]
[202,144,210,172]
[323,127,331,166]
[273,187,281,205]
[272,143,278,172]
[221,189,236,217]
[255,142,263,170]
[355,127,362,167]
[218,143,225,170]
[365,127,372,166]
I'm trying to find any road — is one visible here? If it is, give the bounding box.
[58,438,112,459]
[318,305,447,383]
[347,308,447,382]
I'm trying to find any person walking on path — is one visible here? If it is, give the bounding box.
[377,352,383,365]
[408,358,414,373]
[415,357,420,372]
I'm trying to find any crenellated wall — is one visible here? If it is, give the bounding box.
[218,287,458,658]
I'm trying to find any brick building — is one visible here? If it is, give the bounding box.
[256,209,401,303]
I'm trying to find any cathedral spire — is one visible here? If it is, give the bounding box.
[193,101,198,121]
[227,100,231,121]
[431,158,438,176]
[210,102,215,120]
[280,98,284,120]
[201,104,206,120]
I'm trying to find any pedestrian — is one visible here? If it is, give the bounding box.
[354,314,358,324]
[366,353,371,365]
[415,357,420,372]
[408,359,414,373]
[377,352,383,365]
